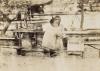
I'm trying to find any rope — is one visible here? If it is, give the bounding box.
[85,44,100,50]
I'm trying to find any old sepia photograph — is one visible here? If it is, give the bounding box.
[0,0,100,71]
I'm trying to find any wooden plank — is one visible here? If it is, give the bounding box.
[13,29,44,33]
[22,48,44,52]
[0,37,15,40]
[0,46,19,49]
[85,41,100,45]
[64,31,100,35]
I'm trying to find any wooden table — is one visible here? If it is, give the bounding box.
[13,29,44,47]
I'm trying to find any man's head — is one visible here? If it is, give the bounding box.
[50,16,61,27]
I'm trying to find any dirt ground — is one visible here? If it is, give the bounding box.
[0,46,100,71]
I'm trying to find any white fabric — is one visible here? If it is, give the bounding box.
[42,24,63,50]
[67,36,84,51]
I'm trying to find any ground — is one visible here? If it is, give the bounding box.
[0,46,100,71]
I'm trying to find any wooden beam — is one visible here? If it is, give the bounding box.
[80,0,84,30]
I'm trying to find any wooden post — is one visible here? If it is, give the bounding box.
[99,49,100,58]
[1,21,11,35]
[80,0,84,30]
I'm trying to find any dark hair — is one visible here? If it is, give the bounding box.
[50,17,54,24]
[50,16,61,24]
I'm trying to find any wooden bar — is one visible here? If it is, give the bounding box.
[13,29,44,33]
[0,37,15,40]
[64,31,100,35]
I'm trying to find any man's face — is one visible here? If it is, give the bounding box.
[53,18,61,27]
